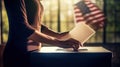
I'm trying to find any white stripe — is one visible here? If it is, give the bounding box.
[85,14,104,22]
[76,17,84,20]
[87,4,94,8]
[98,17,105,21]
[85,1,91,5]
[76,20,86,23]
[94,14,104,18]
[89,7,98,11]
[75,13,82,16]
[87,17,105,23]
[91,20,98,23]
[84,13,91,17]
[74,9,80,12]
[91,10,101,15]
[86,16,95,20]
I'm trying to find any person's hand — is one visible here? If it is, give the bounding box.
[58,38,82,51]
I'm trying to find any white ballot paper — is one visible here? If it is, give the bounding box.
[61,22,95,44]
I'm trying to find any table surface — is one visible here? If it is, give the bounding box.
[33,46,111,53]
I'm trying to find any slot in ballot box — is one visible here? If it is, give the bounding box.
[31,47,112,67]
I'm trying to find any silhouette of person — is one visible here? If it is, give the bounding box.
[3,0,81,67]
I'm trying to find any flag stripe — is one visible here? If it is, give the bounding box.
[74,11,81,14]
[90,9,101,13]
[74,1,105,28]
[84,12,104,19]
[88,16,105,23]
[87,3,94,8]
[76,20,85,23]
[75,13,83,16]
[85,1,91,5]
[76,17,84,20]
[89,7,98,11]
[86,16,105,23]
[75,15,83,18]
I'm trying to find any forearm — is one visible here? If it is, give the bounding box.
[41,25,60,38]
[28,30,81,50]
[28,30,61,46]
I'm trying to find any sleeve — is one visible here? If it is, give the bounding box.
[4,0,35,39]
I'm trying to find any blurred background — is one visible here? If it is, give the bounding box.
[1,0,120,44]
[0,0,120,67]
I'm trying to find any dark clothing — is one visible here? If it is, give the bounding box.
[3,0,41,67]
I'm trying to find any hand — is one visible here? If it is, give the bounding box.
[58,38,82,51]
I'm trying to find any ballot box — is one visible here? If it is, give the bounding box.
[31,47,112,67]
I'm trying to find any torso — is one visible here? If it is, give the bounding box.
[3,0,44,67]
[25,0,44,51]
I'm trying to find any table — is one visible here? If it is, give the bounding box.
[31,46,112,67]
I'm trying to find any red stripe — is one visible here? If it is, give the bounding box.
[87,4,95,8]
[88,5,101,12]
[86,2,101,13]
[87,20,104,24]
[89,6,99,11]
[75,15,84,20]
[86,15,105,22]
[90,9,100,13]
[76,19,85,23]
[91,11,103,15]
[74,8,80,11]
[86,3,92,6]
[85,1,91,5]
[86,20,104,28]
[75,11,81,14]
[86,17,105,24]
[85,2,97,9]
[97,17,105,22]
[85,14,104,20]
[85,2,98,8]
[95,20,105,24]
[89,7,99,11]
[75,15,83,18]
[74,1,105,24]
[84,11,104,19]
[96,15,105,20]
[74,7,78,10]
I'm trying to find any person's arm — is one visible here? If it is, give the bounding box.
[41,25,69,39]
[28,30,80,50]
[4,0,80,50]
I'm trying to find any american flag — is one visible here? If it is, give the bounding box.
[74,0,105,30]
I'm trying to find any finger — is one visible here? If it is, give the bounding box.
[75,44,79,49]
[72,44,79,51]
[79,43,83,47]
[73,46,79,51]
